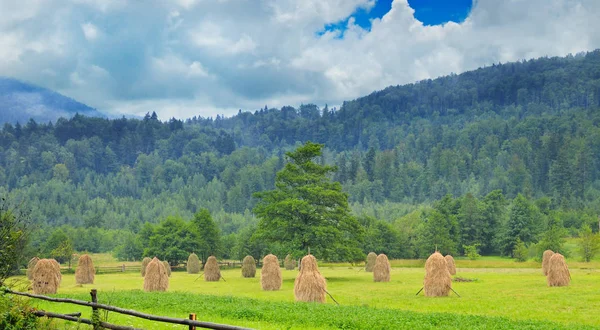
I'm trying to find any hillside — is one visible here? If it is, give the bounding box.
[0,77,103,124]
[1,50,600,261]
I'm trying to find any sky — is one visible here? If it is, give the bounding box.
[0,0,598,120]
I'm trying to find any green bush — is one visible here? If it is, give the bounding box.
[0,292,39,330]
[463,244,481,260]
[513,239,528,262]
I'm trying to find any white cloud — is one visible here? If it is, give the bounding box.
[81,22,99,41]
[1,0,600,119]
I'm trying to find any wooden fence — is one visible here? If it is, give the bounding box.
[4,288,252,330]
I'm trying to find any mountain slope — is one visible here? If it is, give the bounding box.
[0,77,103,124]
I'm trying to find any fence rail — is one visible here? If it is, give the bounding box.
[3,288,252,330]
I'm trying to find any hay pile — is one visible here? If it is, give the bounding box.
[261,254,282,291]
[141,257,152,277]
[75,254,95,284]
[294,255,327,303]
[284,254,295,270]
[373,254,391,282]
[365,252,377,272]
[27,257,39,280]
[31,259,61,294]
[547,253,570,287]
[204,256,221,281]
[49,259,62,285]
[542,250,554,276]
[187,253,201,274]
[444,255,457,275]
[143,257,169,292]
[423,252,452,297]
[162,261,171,277]
[242,255,256,278]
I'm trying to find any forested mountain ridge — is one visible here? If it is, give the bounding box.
[0,77,103,124]
[1,51,600,262]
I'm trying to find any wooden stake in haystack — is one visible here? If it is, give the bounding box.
[365,252,377,272]
[26,257,39,281]
[141,257,152,277]
[294,255,327,303]
[187,253,202,274]
[261,254,282,291]
[546,253,570,287]
[542,250,554,276]
[444,255,457,276]
[143,257,169,292]
[242,255,256,278]
[284,254,295,270]
[423,251,452,297]
[204,256,221,281]
[373,254,391,282]
[75,254,95,284]
[31,259,61,294]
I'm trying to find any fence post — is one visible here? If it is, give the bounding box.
[90,289,101,330]
[122,264,125,272]
[189,313,196,330]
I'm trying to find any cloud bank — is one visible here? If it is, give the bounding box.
[0,0,598,119]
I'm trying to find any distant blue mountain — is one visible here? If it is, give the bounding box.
[0,77,104,124]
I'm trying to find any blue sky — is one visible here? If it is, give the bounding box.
[0,0,598,119]
[323,0,473,36]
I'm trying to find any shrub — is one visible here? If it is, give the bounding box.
[463,244,481,260]
[513,239,528,262]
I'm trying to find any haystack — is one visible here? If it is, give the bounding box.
[284,254,295,270]
[365,252,377,272]
[27,257,39,280]
[261,254,282,291]
[547,253,570,287]
[31,259,60,294]
[373,254,391,282]
[242,255,256,278]
[162,261,171,277]
[204,256,221,281]
[187,253,201,274]
[423,252,452,297]
[542,250,554,276]
[294,255,327,303]
[143,257,169,292]
[75,254,95,284]
[49,259,62,285]
[444,255,457,275]
[141,257,152,277]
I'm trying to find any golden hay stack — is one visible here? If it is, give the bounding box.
[424,252,452,297]
[187,253,202,274]
[444,255,457,275]
[365,252,377,272]
[31,259,61,294]
[284,254,295,270]
[75,254,95,284]
[373,254,391,282]
[547,253,570,287]
[261,254,282,291]
[242,255,256,278]
[27,257,39,280]
[141,257,152,277]
[294,255,327,303]
[204,256,221,281]
[162,261,171,277]
[143,257,169,292]
[542,250,554,276]
[49,259,62,285]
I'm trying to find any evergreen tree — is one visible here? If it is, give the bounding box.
[253,142,364,261]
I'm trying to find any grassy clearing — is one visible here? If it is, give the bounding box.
[10,263,600,329]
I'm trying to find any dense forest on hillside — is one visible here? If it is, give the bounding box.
[2,51,600,263]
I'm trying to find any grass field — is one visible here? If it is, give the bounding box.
[7,254,600,329]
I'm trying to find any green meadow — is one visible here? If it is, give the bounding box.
[8,255,600,329]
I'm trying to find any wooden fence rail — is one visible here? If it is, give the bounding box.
[3,288,252,330]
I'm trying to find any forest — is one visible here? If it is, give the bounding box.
[2,50,600,263]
